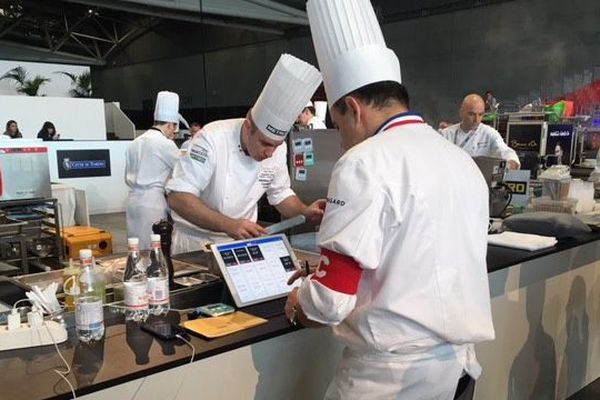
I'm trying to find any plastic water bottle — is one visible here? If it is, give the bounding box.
[63,258,80,312]
[75,249,105,342]
[147,234,170,316]
[123,238,149,322]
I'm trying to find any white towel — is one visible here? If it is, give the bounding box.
[488,231,557,251]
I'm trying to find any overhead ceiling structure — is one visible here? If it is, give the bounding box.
[0,0,513,66]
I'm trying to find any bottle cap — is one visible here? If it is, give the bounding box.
[79,249,93,259]
[150,234,161,243]
[128,237,139,246]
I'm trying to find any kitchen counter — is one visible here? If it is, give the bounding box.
[2,232,600,399]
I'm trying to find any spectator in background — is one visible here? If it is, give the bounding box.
[190,121,202,136]
[37,121,60,141]
[3,120,22,139]
[180,121,202,151]
[485,90,499,113]
[438,121,452,132]
[441,94,520,169]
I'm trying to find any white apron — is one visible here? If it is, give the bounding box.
[126,189,168,250]
[170,224,229,255]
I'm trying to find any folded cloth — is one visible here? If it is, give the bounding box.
[488,231,557,251]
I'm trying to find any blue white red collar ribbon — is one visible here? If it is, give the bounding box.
[375,112,425,135]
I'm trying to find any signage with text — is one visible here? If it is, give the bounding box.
[507,123,544,153]
[57,149,111,178]
[546,124,575,165]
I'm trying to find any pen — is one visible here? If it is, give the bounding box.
[304,260,310,277]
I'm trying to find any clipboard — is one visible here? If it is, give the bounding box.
[180,311,268,339]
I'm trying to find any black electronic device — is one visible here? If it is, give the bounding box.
[152,219,175,289]
[140,318,183,341]
[506,122,545,154]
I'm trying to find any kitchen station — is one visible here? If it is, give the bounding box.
[1,1,600,400]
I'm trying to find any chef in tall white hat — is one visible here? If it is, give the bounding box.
[296,100,327,129]
[166,54,325,254]
[125,90,182,249]
[285,1,495,398]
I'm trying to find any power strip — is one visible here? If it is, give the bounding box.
[0,321,68,351]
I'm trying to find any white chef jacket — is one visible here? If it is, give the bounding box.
[165,118,295,253]
[298,113,495,375]
[441,123,520,167]
[308,116,327,129]
[125,128,179,249]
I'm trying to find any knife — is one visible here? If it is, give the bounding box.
[264,215,306,235]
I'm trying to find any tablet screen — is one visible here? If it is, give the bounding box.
[212,235,301,307]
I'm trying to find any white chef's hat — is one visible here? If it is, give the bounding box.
[154,91,180,123]
[307,0,401,105]
[251,54,322,141]
[305,100,314,108]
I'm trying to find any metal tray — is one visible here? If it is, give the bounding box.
[0,218,26,237]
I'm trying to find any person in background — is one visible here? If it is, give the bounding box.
[284,0,495,398]
[125,91,181,249]
[3,120,22,139]
[296,100,326,129]
[190,121,202,136]
[37,121,59,141]
[180,121,202,151]
[485,90,499,113]
[166,54,324,254]
[440,94,520,169]
[438,120,452,132]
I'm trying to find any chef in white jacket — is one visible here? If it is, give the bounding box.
[166,54,325,254]
[125,91,181,249]
[285,1,495,399]
[441,94,520,169]
[297,101,327,129]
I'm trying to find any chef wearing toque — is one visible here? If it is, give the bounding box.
[125,91,182,249]
[167,54,325,254]
[285,1,495,398]
[297,100,327,129]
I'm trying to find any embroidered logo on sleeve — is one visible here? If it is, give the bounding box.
[190,144,209,164]
[258,167,275,188]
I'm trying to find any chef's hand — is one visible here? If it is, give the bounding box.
[224,218,267,239]
[508,160,520,170]
[303,199,326,225]
[284,287,299,322]
[287,268,307,285]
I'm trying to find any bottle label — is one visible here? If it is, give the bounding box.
[76,300,104,330]
[124,282,149,308]
[148,277,169,304]
[80,257,93,268]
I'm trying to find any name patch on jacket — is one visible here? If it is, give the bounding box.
[258,168,275,188]
[476,140,489,149]
[190,144,209,164]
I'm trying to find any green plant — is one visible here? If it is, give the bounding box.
[18,76,51,96]
[55,71,92,97]
[0,66,50,96]
[0,66,26,85]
